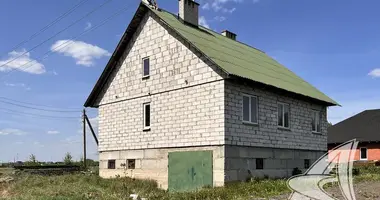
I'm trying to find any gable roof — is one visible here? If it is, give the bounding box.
[84,3,338,107]
[328,109,380,144]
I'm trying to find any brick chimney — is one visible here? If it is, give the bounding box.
[179,0,199,26]
[221,30,237,40]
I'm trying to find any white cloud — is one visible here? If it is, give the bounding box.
[4,82,31,90]
[368,68,380,78]
[214,16,227,22]
[84,22,92,30]
[202,3,210,9]
[0,50,45,74]
[47,130,60,135]
[199,16,210,28]
[51,40,111,67]
[205,0,242,12]
[222,7,236,13]
[0,128,27,136]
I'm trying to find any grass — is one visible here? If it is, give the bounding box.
[2,165,380,200]
[1,173,289,200]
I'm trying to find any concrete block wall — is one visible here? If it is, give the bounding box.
[99,146,225,189]
[225,80,328,151]
[225,145,325,182]
[95,11,226,151]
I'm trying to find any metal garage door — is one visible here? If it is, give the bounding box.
[168,150,213,192]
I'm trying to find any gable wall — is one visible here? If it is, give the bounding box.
[225,80,328,151]
[96,11,225,151]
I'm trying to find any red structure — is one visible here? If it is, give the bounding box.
[328,109,380,162]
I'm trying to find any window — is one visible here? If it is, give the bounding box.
[360,147,368,160]
[278,103,290,128]
[143,103,151,130]
[312,110,321,133]
[242,94,258,124]
[107,160,116,169]
[142,57,150,77]
[127,159,136,169]
[256,158,264,169]
[304,159,310,169]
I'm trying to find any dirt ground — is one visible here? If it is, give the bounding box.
[272,181,380,200]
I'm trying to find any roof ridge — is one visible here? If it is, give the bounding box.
[156,8,266,54]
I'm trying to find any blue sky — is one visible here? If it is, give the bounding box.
[0,0,379,162]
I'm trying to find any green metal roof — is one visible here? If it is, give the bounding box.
[150,8,338,106]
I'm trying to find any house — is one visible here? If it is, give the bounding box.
[328,109,380,162]
[84,0,338,191]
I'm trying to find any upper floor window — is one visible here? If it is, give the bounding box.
[311,110,321,133]
[143,103,151,130]
[278,103,290,128]
[242,94,258,124]
[142,57,150,77]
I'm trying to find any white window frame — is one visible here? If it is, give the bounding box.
[277,102,290,129]
[142,57,150,78]
[242,94,259,124]
[311,110,321,133]
[360,147,368,160]
[143,103,151,130]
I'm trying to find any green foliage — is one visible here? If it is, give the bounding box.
[63,152,73,165]
[2,173,290,200]
[24,154,40,166]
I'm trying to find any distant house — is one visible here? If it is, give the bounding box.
[84,0,338,191]
[328,109,380,161]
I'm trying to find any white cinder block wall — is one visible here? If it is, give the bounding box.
[224,80,327,181]
[97,12,226,151]
[95,12,226,188]
[94,10,329,187]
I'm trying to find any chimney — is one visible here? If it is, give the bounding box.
[221,30,237,40]
[179,0,199,26]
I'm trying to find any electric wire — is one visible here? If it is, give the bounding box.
[0,0,90,56]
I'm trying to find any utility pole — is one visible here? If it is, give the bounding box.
[82,109,87,169]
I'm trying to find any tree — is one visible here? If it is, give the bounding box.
[63,152,73,165]
[29,154,37,163]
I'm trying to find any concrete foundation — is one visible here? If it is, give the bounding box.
[225,145,325,182]
[99,145,225,189]
[99,145,325,189]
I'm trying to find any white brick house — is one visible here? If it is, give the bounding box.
[84,0,338,191]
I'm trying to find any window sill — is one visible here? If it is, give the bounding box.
[242,121,259,126]
[278,126,291,131]
[142,75,150,80]
[312,131,322,135]
[360,158,368,161]
[143,127,151,132]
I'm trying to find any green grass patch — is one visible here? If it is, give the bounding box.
[3,174,290,200]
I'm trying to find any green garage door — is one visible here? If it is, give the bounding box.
[168,150,213,192]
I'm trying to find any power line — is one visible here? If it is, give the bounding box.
[0,3,132,78]
[1,0,90,56]
[0,99,80,113]
[0,107,79,119]
[0,0,113,70]
[0,97,81,110]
